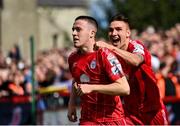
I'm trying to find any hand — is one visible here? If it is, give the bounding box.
[73,81,78,90]
[76,84,93,96]
[67,105,77,122]
[96,41,113,49]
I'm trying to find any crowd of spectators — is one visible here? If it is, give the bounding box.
[0,44,73,98]
[0,23,179,125]
[0,23,179,102]
[137,23,180,99]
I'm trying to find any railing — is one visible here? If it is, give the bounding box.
[0,86,180,125]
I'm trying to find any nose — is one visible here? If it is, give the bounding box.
[112,29,117,35]
[72,28,77,35]
[72,30,76,36]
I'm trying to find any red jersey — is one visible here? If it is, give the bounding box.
[117,40,164,123]
[68,48,125,123]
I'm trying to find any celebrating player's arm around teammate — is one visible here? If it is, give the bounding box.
[96,14,169,125]
[67,15,133,125]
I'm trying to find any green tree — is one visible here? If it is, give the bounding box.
[113,0,180,31]
[92,0,180,38]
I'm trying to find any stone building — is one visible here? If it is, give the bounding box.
[0,0,89,59]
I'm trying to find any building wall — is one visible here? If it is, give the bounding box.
[1,0,89,59]
[37,7,88,50]
[1,0,38,59]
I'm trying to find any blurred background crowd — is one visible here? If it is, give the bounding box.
[0,23,179,100]
[0,22,180,125]
[0,46,73,97]
[0,0,179,125]
[136,24,180,99]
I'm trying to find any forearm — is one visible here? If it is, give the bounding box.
[68,85,77,105]
[92,76,130,95]
[111,46,143,66]
[96,41,143,66]
[67,83,78,122]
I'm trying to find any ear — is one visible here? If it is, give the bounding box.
[90,31,95,38]
[126,29,131,38]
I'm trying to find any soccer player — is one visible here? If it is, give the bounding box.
[96,14,169,125]
[67,16,133,125]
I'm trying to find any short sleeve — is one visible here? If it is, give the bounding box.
[100,48,124,82]
[132,42,145,56]
[130,40,152,66]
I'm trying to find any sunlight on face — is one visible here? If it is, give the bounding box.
[108,21,130,49]
[72,20,92,48]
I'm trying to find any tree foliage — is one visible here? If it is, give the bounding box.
[113,0,180,31]
[95,0,180,39]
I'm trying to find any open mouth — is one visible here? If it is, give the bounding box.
[111,37,120,43]
[110,37,121,47]
[112,39,120,43]
[73,38,79,41]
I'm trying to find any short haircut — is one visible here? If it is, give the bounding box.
[75,15,98,30]
[109,14,130,28]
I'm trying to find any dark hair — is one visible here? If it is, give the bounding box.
[109,14,130,28]
[75,15,98,29]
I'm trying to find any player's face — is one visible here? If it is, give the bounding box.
[72,20,92,48]
[108,21,130,49]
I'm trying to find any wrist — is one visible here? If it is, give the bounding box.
[111,46,116,51]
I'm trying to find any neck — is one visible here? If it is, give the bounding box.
[122,38,130,50]
[79,39,96,53]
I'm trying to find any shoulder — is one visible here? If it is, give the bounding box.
[129,40,144,48]
[68,51,78,61]
[98,47,114,56]
[97,47,118,62]
[129,40,146,54]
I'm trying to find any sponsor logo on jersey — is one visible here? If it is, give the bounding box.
[109,58,120,66]
[107,52,123,75]
[80,74,90,83]
[90,60,96,69]
[107,53,123,74]
[107,53,120,66]
[111,64,123,75]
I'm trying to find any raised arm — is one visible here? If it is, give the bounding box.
[111,45,144,66]
[96,41,144,67]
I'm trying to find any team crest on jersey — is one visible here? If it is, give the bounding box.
[80,74,90,83]
[90,60,96,69]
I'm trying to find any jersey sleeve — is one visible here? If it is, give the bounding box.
[100,48,125,82]
[129,40,151,66]
[131,40,151,66]
[131,41,145,56]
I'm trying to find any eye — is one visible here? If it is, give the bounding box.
[72,27,81,32]
[115,27,122,31]
[76,27,81,32]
